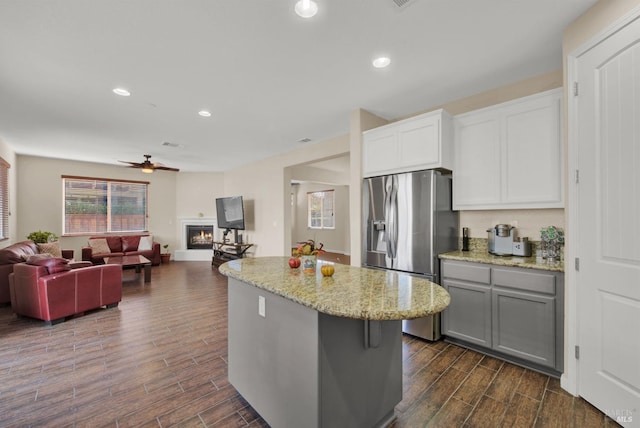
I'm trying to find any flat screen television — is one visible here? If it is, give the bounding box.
[215,196,245,230]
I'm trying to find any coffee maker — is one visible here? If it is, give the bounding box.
[487,224,515,256]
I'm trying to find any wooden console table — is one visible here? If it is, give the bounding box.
[212,241,253,268]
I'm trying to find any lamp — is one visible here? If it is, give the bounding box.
[295,0,318,18]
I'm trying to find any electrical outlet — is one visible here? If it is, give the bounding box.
[258,296,266,317]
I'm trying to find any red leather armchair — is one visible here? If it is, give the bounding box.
[9,263,122,325]
[0,241,74,305]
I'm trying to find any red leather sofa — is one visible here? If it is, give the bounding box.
[82,235,161,266]
[9,261,122,325]
[0,241,73,305]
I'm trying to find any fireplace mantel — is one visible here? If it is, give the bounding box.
[174,217,217,261]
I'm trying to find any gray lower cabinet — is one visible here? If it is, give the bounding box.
[441,279,492,347]
[441,259,564,375]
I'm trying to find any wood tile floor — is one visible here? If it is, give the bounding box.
[0,261,617,427]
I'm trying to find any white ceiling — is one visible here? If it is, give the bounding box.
[0,0,596,173]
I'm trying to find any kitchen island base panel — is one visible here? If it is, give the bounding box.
[228,278,402,428]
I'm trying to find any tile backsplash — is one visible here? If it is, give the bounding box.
[456,237,564,261]
[459,208,565,240]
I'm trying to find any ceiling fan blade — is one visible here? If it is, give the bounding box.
[154,165,180,172]
[118,160,144,167]
[119,155,179,172]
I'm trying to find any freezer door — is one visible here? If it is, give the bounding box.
[363,176,391,269]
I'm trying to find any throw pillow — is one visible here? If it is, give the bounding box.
[26,253,52,262]
[138,235,153,251]
[121,235,140,252]
[89,238,111,254]
[26,255,71,274]
[37,241,62,258]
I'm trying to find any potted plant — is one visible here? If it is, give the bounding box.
[160,244,171,264]
[27,230,58,243]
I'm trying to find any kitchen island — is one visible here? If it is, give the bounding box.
[219,257,450,428]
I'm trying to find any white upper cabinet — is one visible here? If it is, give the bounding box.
[362,127,397,176]
[453,88,563,210]
[362,109,453,177]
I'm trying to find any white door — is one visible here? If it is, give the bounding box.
[575,13,640,426]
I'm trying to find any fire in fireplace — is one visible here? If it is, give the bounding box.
[186,225,214,250]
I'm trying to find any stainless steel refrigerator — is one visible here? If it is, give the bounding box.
[362,169,458,340]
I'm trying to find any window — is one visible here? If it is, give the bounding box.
[0,157,10,240]
[63,176,149,235]
[307,190,334,229]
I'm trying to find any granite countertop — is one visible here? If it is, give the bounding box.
[439,249,564,272]
[218,256,450,321]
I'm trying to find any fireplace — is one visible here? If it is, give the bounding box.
[186,225,214,249]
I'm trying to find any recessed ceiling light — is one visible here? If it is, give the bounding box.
[198,110,212,117]
[372,57,391,69]
[295,0,318,18]
[113,88,131,96]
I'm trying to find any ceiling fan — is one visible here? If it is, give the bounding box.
[119,154,180,173]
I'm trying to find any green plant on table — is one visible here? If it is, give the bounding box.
[27,230,58,244]
[162,244,169,254]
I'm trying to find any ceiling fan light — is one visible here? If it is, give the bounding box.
[141,167,154,173]
[295,0,318,18]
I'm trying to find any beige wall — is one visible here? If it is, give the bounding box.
[13,157,230,257]
[349,109,390,266]
[175,171,225,242]
[428,70,564,117]
[0,138,17,248]
[16,155,178,257]
[176,172,225,220]
[224,134,349,257]
[291,182,350,254]
[563,0,640,52]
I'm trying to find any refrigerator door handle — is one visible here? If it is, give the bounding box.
[383,177,393,259]
[388,175,398,260]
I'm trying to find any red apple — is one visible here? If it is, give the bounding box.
[288,257,301,268]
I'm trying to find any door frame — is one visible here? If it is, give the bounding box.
[564,3,640,396]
